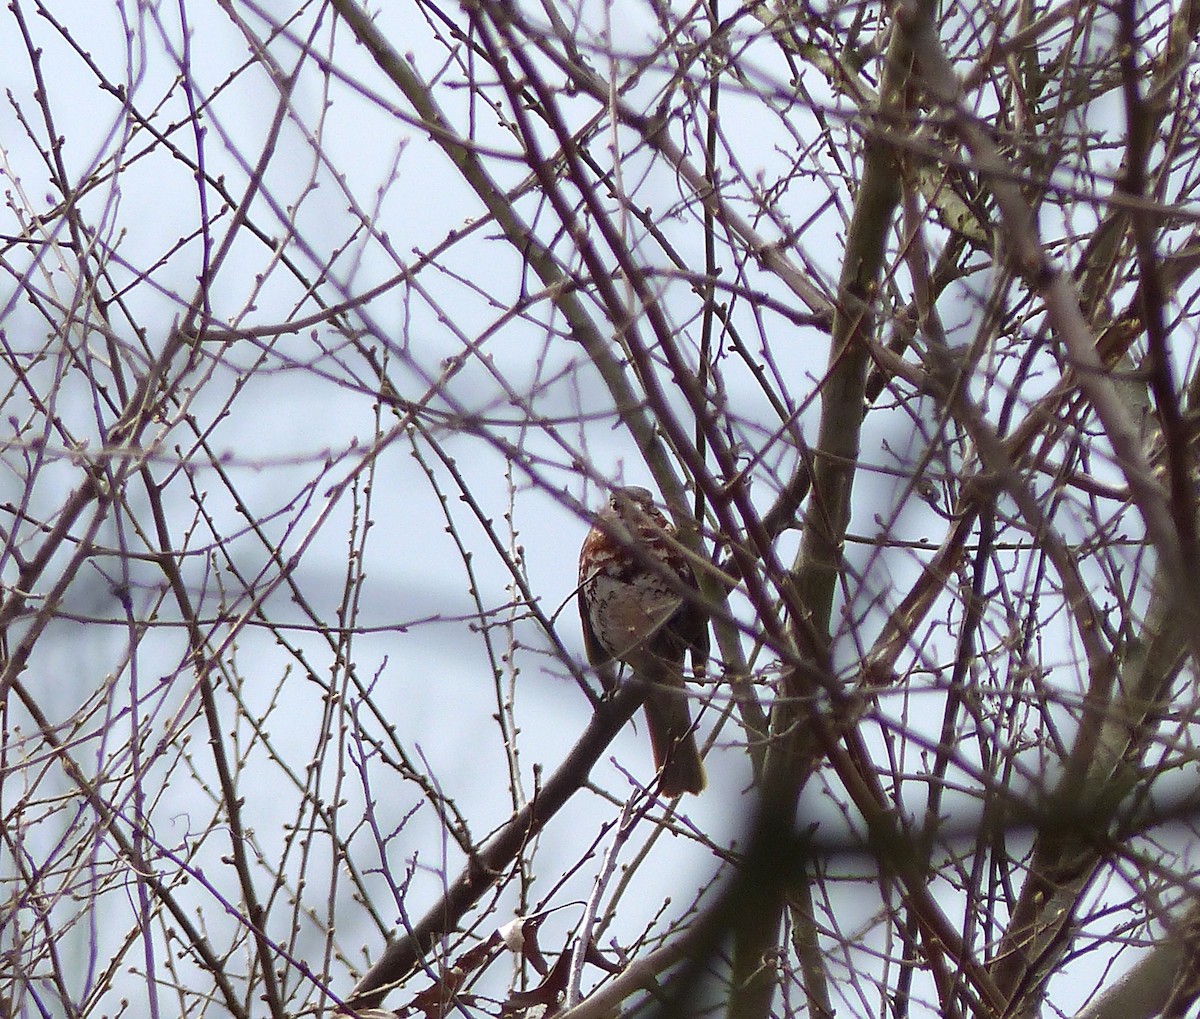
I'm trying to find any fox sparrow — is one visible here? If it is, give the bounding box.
[578,486,709,796]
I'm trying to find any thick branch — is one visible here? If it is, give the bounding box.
[345,685,644,1011]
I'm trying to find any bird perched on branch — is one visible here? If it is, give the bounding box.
[577,486,709,796]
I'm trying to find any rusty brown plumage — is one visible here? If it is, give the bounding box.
[577,486,708,796]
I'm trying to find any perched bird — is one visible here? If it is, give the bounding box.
[577,486,709,796]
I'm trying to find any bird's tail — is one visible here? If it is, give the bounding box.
[641,661,706,796]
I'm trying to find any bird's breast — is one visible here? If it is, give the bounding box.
[584,571,682,662]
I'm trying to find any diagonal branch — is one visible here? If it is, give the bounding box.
[345,684,645,1011]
